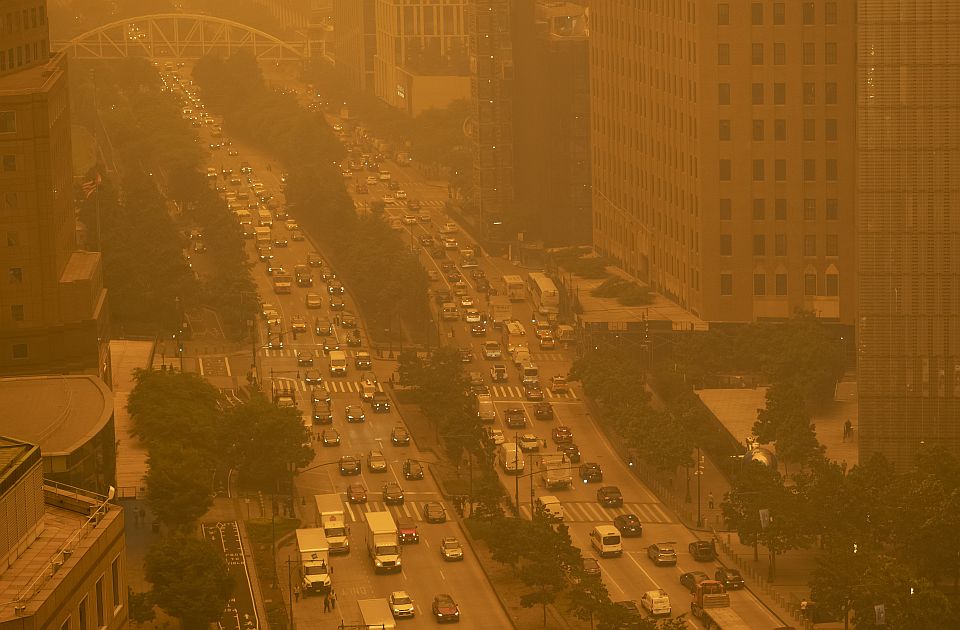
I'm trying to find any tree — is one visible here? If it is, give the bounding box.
[145,446,213,532]
[127,369,223,455]
[144,536,232,630]
[127,588,156,626]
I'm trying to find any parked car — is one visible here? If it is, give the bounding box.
[689,540,717,562]
[715,567,745,590]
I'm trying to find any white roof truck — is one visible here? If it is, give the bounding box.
[314,493,350,554]
[357,598,397,629]
[539,453,572,489]
[295,528,331,594]
[691,581,751,629]
[489,295,512,328]
[365,511,401,573]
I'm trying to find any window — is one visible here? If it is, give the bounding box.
[804,119,816,141]
[6,232,18,247]
[718,43,730,65]
[752,83,764,105]
[803,159,816,181]
[774,43,786,65]
[774,3,785,25]
[826,198,839,220]
[804,235,817,256]
[825,82,838,104]
[775,159,787,181]
[825,274,839,296]
[753,234,766,255]
[12,343,27,359]
[802,2,815,25]
[11,304,23,321]
[775,119,786,141]
[803,43,815,64]
[826,159,838,182]
[804,273,818,296]
[752,119,764,141]
[96,579,105,627]
[753,159,765,181]
[3,192,16,209]
[752,198,765,220]
[718,83,730,105]
[825,2,838,24]
[754,274,766,296]
[752,43,764,65]
[825,42,838,64]
[717,3,730,25]
[719,119,731,141]
[0,111,15,133]
[720,274,733,296]
[719,198,732,220]
[804,199,817,220]
[775,233,787,256]
[776,273,788,295]
[826,234,839,256]
[9,267,22,282]
[803,83,816,105]
[720,234,732,256]
[775,199,787,220]
[79,597,88,630]
[751,3,763,25]
[774,83,786,105]
[2,154,15,171]
[112,558,121,608]
[719,159,731,181]
[825,119,838,141]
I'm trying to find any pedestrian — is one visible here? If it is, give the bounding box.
[800,599,809,618]
[294,586,300,602]
[843,419,853,441]
[139,507,146,525]
[708,492,715,510]
[330,588,337,609]
[323,592,331,612]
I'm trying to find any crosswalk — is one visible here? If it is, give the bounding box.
[342,500,448,523]
[281,378,384,394]
[487,385,576,400]
[262,347,365,359]
[518,501,676,524]
[353,199,447,210]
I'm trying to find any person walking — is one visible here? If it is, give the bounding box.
[708,492,715,510]
[323,592,331,612]
[330,588,337,609]
[294,586,300,602]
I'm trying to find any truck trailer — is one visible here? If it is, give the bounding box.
[365,511,401,572]
[314,493,350,554]
[357,598,396,629]
[539,453,573,489]
[295,528,331,594]
[690,581,751,629]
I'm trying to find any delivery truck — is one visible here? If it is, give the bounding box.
[314,493,350,554]
[295,528,331,594]
[365,511,401,572]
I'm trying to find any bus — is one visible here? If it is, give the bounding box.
[527,272,560,319]
[503,275,525,301]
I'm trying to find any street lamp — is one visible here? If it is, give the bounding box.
[695,448,704,527]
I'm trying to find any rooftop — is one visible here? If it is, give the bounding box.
[0,375,114,456]
[0,53,64,95]
[60,251,101,284]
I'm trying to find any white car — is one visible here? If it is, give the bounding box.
[482,341,502,360]
[389,590,415,618]
[395,189,408,200]
[518,433,540,452]
[382,194,396,204]
[464,309,482,323]
[366,175,378,185]
[640,589,672,617]
[402,214,417,224]
[487,427,505,445]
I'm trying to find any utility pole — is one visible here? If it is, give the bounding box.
[696,447,704,527]
[514,432,520,511]
[287,557,295,630]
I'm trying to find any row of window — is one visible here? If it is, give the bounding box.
[720,118,840,142]
[59,555,123,630]
[719,233,840,257]
[718,82,841,106]
[719,198,841,221]
[717,2,839,27]
[1,4,46,34]
[719,272,840,297]
[719,158,840,182]
[718,42,839,66]
[0,38,48,72]
[0,111,15,133]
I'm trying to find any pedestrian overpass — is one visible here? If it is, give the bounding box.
[53,13,308,62]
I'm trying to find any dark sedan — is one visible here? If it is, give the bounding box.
[505,407,527,428]
[424,502,447,523]
[382,482,405,505]
[403,459,424,480]
[613,513,643,537]
[680,570,710,593]
[347,483,367,503]
[534,402,554,420]
[715,567,745,590]
[579,462,603,483]
[339,455,360,476]
[597,486,623,508]
[689,540,717,562]
[558,443,581,463]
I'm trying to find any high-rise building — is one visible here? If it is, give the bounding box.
[856,3,960,468]
[373,0,470,116]
[0,0,111,380]
[513,0,591,246]
[251,0,334,58]
[466,0,514,241]
[332,0,377,91]
[0,438,128,630]
[589,1,855,324]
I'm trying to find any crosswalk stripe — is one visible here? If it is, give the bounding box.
[514,501,677,524]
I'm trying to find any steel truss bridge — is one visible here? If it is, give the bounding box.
[53,14,307,62]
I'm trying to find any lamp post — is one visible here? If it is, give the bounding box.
[695,448,704,527]
[685,460,692,503]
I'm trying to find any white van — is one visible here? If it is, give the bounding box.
[235,209,253,225]
[257,209,273,227]
[328,350,347,377]
[590,525,622,558]
[441,302,459,321]
[521,363,539,384]
[535,496,564,520]
[498,443,524,474]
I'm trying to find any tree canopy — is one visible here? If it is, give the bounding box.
[144,536,232,630]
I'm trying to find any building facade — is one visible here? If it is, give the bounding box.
[251,0,334,58]
[466,0,514,241]
[332,0,377,91]
[373,0,470,116]
[589,0,855,324]
[0,1,110,380]
[0,438,128,630]
[856,2,960,468]
[513,0,591,246]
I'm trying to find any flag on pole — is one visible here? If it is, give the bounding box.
[81,173,102,199]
